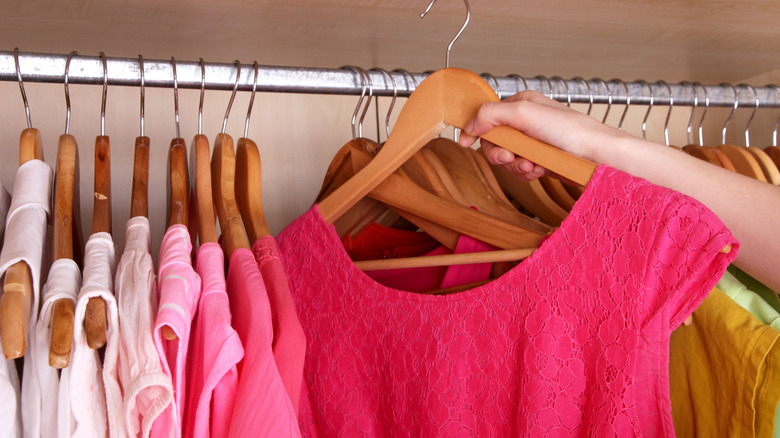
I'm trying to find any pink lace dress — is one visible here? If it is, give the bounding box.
[277,165,738,437]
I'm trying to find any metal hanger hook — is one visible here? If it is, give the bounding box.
[508,74,528,95]
[720,82,738,145]
[198,58,205,135]
[372,68,398,139]
[738,83,759,147]
[171,57,180,138]
[357,67,374,138]
[342,65,367,140]
[609,78,630,130]
[100,52,108,136]
[550,76,571,107]
[64,51,78,135]
[679,81,698,145]
[13,48,32,129]
[591,78,611,124]
[481,72,501,99]
[572,77,593,116]
[692,82,709,146]
[222,60,241,134]
[656,80,673,146]
[635,80,653,140]
[534,75,553,100]
[139,54,145,137]
[420,0,470,68]
[773,85,780,147]
[244,61,259,139]
[392,68,419,93]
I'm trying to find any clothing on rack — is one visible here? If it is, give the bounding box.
[152,225,201,438]
[669,288,780,437]
[0,159,51,438]
[185,242,243,438]
[33,259,81,438]
[67,232,120,437]
[0,184,10,247]
[115,216,173,438]
[252,236,307,416]
[277,165,737,436]
[226,249,300,438]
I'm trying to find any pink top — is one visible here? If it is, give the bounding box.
[276,165,738,437]
[184,242,243,438]
[116,217,174,438]
[152,225,202,438]
[226,249,301,438]
[252,236,307,417]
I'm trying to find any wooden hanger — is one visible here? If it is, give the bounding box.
[168,138,189,228]
[85,53,111,350]
[1,128,43,359]
[318,68,596,225]
[191,59,219,245]
[235,61,271,243]
[132,137,150,218]
[425,138,551,233]
[49,133,83,368]
[717,144,767,182]
[212,61,251,259]
[484,150,569,227]
[212,132,251,258]
[194,134,218,244]
[745,147,780,184]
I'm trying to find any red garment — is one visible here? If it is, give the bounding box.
[252,236,307,417]
[343,222,440,261]
[226,249,301,437]
[277,165,738,437]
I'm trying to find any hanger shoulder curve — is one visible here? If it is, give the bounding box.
[193,134,218,244]
[717,144,766,182]
[318,68,597,225]
[211,133,250,258]
[745,147,780,185]
[1,130,45,358]
[235,137,270,243]
[49,134,81,367]
[130,136,150,219]
[168,138,189,228]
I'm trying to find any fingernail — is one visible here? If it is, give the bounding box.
[464,121,474,134]
[498,149,514,163]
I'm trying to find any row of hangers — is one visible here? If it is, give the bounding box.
[1,50,270,373]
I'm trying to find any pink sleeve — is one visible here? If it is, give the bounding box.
[253,237,307,418]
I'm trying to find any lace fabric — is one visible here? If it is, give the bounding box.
[277,165,738,437]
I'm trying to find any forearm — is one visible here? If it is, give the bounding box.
[600,135,780,291]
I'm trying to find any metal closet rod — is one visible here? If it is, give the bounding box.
[2,50,779,108]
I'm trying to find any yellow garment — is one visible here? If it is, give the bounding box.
[670,288,780,437]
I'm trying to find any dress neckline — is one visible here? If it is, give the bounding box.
[309,164,609,302]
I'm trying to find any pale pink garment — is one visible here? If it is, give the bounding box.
[277,165,739,437]
[116,217,174,438]
[226,249,301,438]
[67,232,121,438]
[184,242,243,438]
[0,160,52,438]
[252,236,307,417]
[152,225,202,438]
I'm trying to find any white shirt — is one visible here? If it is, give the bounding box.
[34,259,81,438]
[65,233,121,438]
[0,160,53,438]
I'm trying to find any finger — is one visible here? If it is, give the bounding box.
[482,141,516,165]
[459,131,478,148]
[683,315,693,327]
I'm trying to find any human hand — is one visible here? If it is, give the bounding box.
[458,90,630,181]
